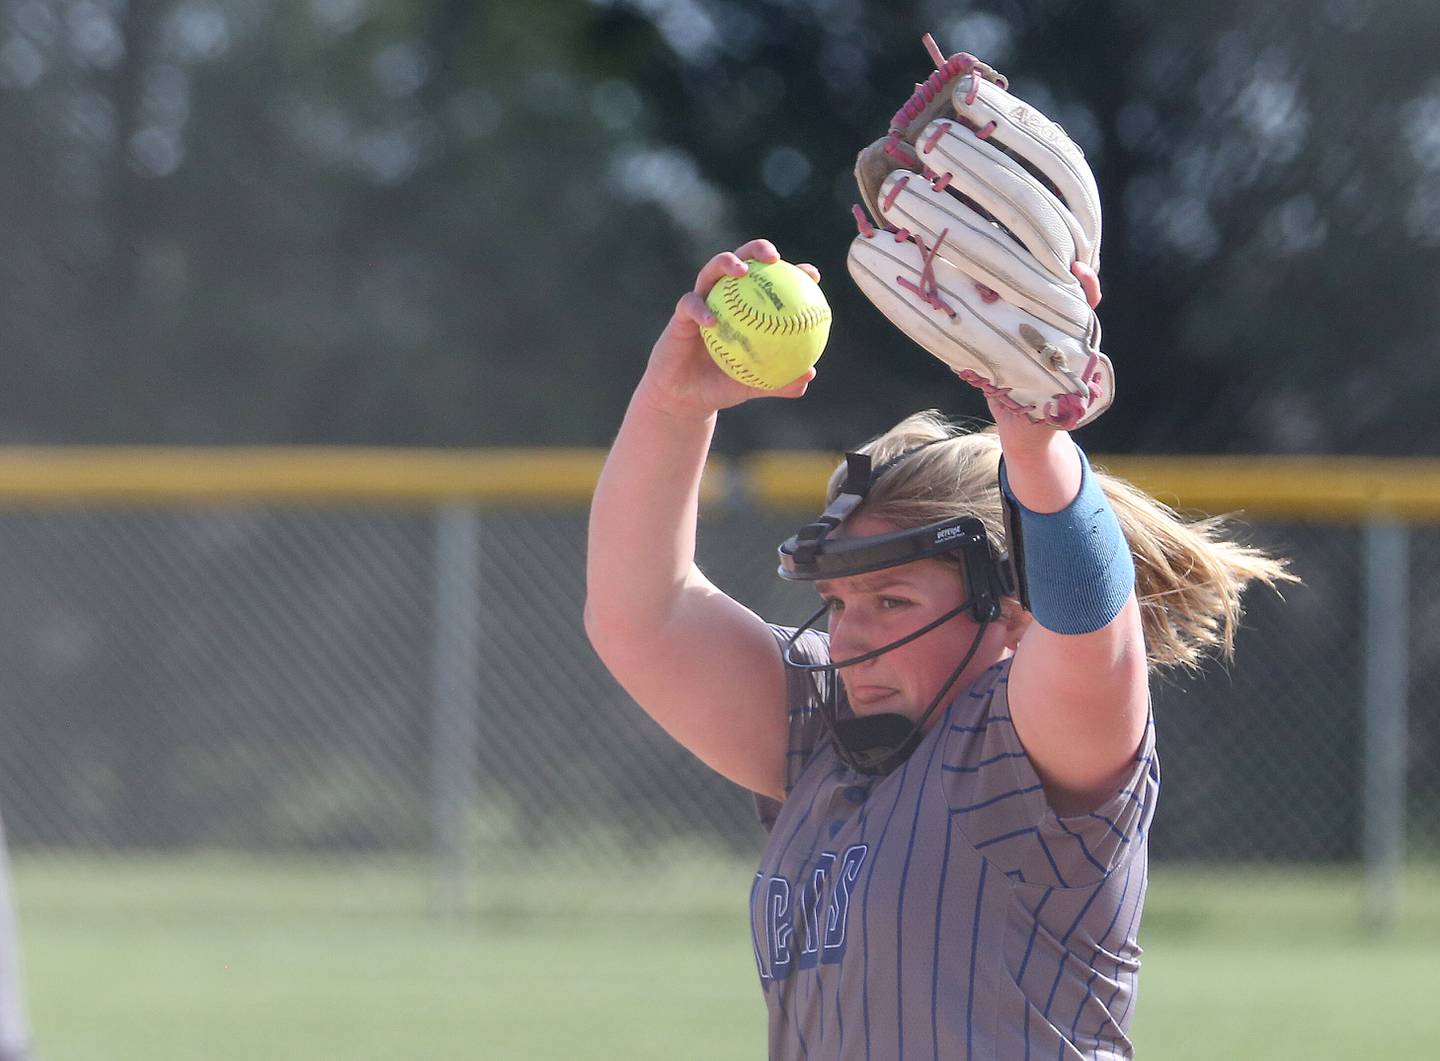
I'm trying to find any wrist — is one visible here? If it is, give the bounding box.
[631,374,720,427]
[996,429,1081,514]
[990,401,1066,449]
[998,424,1071,464]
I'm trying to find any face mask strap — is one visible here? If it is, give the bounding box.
[789,453,874,567]
[782,597,978,673]
[793,613,994,776]
[896,612,992,745]
[781,439,955,577]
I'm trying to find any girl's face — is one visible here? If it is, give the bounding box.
[818,515,1013,730]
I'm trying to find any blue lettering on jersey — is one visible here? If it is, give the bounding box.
[797,852,836,969]
[753,844,869,986]
[823,843,867,965]
[751,872,770,981]
[766,877,794,981]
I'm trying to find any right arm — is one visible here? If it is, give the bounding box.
[584,241,818,801]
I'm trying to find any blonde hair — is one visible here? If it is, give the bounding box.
[826,411,1296,673]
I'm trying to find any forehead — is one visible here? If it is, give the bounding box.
[813,515,906,594]
[836,513,897,540]
[813,562,969,603]
[813,568,930,596]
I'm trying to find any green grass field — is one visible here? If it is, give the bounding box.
[11,855,1440,1059]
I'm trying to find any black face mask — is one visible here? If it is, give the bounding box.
[782,594,994,775]
[774,446,1015,776]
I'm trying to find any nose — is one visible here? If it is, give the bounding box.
[829,609,881,667]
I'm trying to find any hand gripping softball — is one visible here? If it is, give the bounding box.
[848,36,1114,429]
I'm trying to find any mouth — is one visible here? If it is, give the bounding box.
[845,684,898,707]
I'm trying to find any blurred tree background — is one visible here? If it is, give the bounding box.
[1,0,1436,454]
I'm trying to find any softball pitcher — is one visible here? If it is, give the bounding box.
[586,39,1291,1059]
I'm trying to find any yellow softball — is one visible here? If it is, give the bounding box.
[700,259,832,390]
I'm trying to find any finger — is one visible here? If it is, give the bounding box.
[694,251,751,296]
[774,368,817,399]
[733,238,780,264]
[796,263,821,284]
[1071,261,1101,309]
[675,290,717,329]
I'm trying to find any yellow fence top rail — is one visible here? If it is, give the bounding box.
[0,447,631,506]
[0,447,1438,519]
[743,452,1440,521]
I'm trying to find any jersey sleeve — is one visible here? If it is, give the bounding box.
[752,624,835,831]
[1024,717,1158,888]
[941,660,1159,888]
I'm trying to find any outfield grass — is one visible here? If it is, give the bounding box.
[1131,865,1440,1059]
[11,856,1440,1059]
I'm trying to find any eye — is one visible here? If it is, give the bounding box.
[822,596,844,614]
[879,596,910,610]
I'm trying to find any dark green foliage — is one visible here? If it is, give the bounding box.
[0,0,1435,452]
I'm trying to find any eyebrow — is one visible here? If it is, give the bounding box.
[814,574,914,596]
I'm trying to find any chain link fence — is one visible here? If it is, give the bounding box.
[1407,525,1440,858]
[0,476,1435,910]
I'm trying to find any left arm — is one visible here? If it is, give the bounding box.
[998,421,1148,816]
[993,264,1148,816]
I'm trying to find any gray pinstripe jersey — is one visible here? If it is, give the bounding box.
[751,627,1158,1060]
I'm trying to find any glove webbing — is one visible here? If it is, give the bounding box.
[882,36,1007,171]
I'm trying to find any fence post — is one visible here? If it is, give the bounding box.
[1362,518,1408,932]
[431,503,481,917]
[0,812,31,1061]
